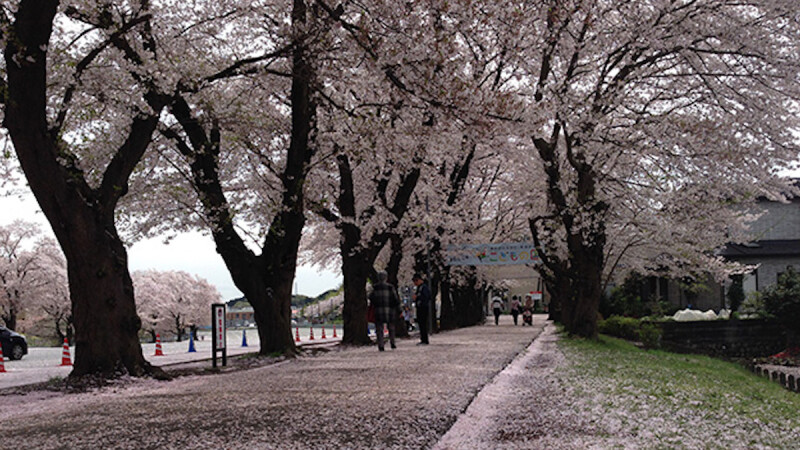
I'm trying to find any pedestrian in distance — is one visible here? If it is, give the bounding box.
[522,295,534,326]
[491,295,503,325]
[510,295,521,325]
[412,273,431,345]
[369,271,401,351]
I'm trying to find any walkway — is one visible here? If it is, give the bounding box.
[0,326,340,390]
[0,315,547,449]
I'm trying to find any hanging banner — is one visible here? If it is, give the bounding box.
[446,242,541,266]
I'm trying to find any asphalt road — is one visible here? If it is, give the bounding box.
[0,326,341,390]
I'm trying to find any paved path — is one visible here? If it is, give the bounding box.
[434,321,557,449]
[0,326,340,390]
[0,315,547,449]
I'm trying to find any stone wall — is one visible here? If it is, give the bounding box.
[656,319,786,358]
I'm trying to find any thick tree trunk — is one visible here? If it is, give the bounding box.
[563,234,605,338]
[544,274,568,323]
[213,248,297,356]
[333,151,418,344]
[341,254,372,345]
[386,234,409,338]
[413,250,439,333]
[438,275,457,330]
[262,248,301,354]
[448,271,483,328]
[532,127,608,338]
[3,0,162,380]
[63,225,155,378]
[247,282,296,355]
[2,309,17,334]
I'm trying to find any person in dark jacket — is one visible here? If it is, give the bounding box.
[369,271,401,351]
[412,273,431,345]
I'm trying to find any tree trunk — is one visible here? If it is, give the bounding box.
[247,284,295,355]
[55,319,64,343]
[544,274,567,323]
[563,233,605,338]
[262,252,300,354]
[2,309,17,333]
[341,253,372,345]
[59,221,157,378]
[438,274,457,330]
[3,0,166,380]
[413,249,439,333]
[386,234,409,338]
[449,271,485,328]
[174,316,183,342]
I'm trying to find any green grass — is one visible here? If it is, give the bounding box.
[557,334,800,448]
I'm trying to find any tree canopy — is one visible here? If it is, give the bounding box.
[1,0,798,377]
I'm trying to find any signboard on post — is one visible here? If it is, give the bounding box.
[531,291,543,301]
[212,303,227,367]
[446,242,541,266]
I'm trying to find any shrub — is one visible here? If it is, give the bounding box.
[601,273,677,319]
[738,291,769,319]
[598,315,641,340]
[761,267,800,344]
[639,323,662,350]
[601,275,646,318]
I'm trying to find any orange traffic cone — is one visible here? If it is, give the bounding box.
[60,338,72,366]
[0,344,6,372]
[295,327,301,342]
[154,334,164,356]
[309,327,315,341]
[332,325,337,338]
[321,326,327,339]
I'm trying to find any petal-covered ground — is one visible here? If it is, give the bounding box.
[0,316,543,449]
[3,316,799,449]
[439,322,800,449]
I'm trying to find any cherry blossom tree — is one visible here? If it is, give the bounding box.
[30,238,73,342]
[133,270,219,341]
[302,0,528,339]
[0,221,47,330]
[148,0,321,355]
[0,0,171,379]
[509,1,800,337]
[0,222,72,339]
[310,113,424,345]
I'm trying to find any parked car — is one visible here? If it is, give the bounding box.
[0,325,28,360]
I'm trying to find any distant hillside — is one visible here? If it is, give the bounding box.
[227,289,339,309]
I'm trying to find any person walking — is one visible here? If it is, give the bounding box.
[510,295,521,325]
[369,271,401,351]
[491,295,503,325]
[412,273,431,345]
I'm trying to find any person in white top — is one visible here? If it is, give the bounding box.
[491,296,503,325]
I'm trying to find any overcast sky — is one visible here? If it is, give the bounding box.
[0,185,342,300]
